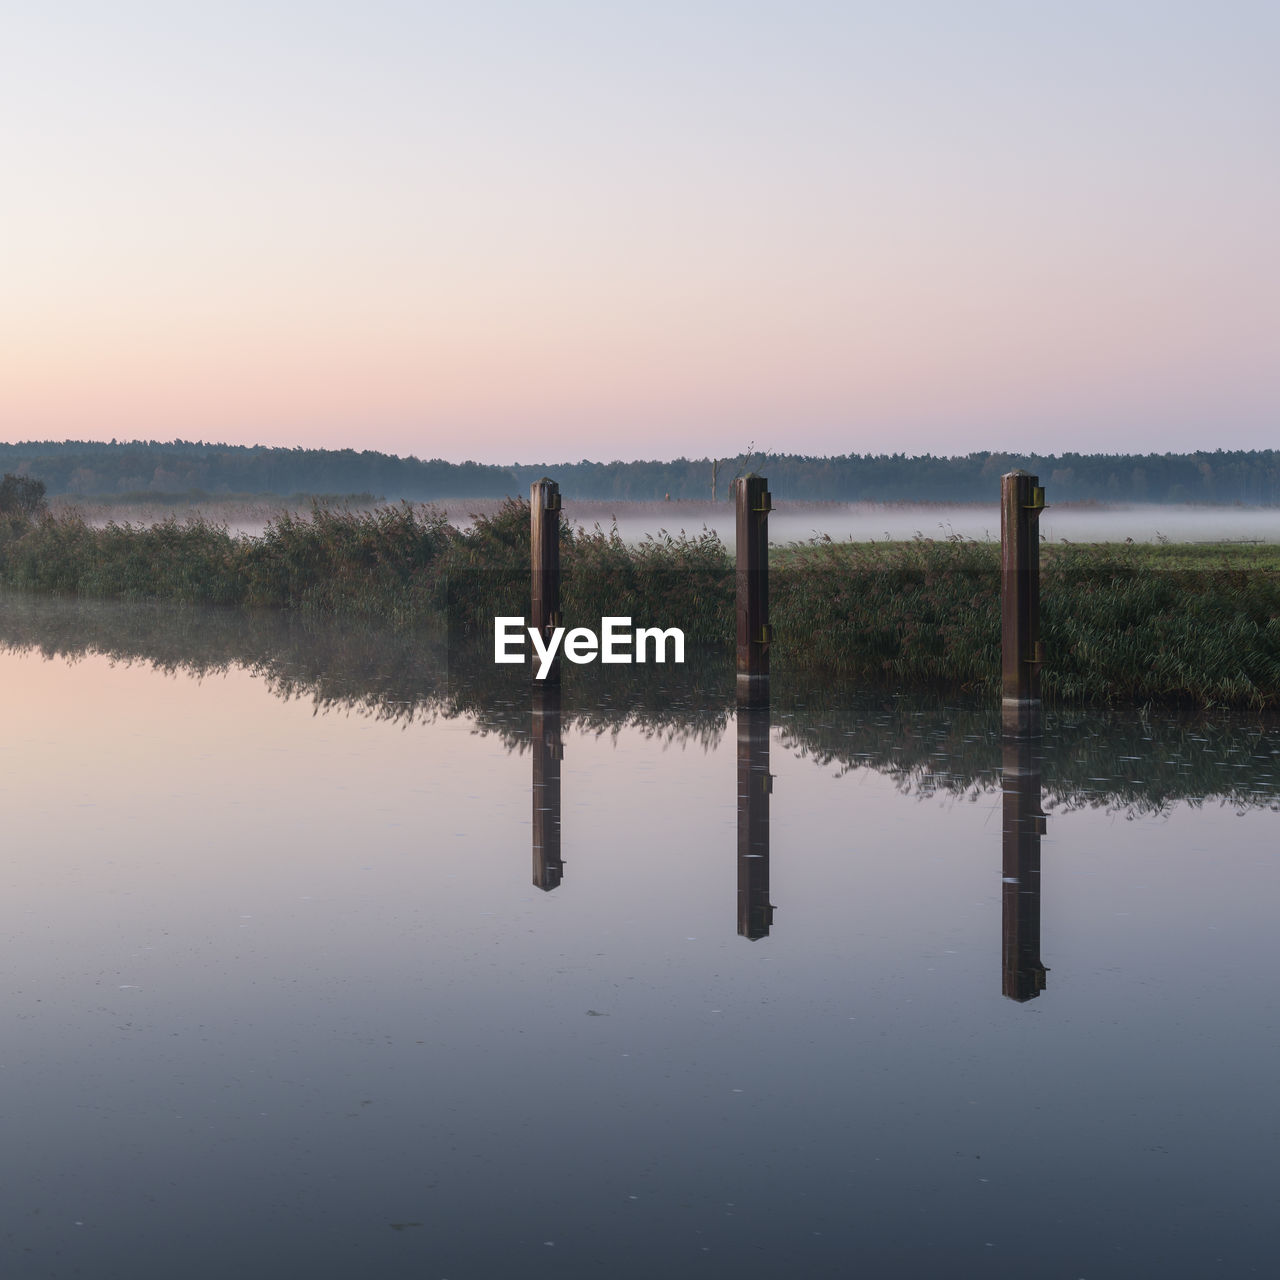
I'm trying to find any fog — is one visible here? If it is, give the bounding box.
[63,496,1280,548]
[536,501,1280,549]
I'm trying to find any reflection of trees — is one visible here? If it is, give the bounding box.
[2,593,1277,813]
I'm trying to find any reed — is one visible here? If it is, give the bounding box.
[1,503,1278,708]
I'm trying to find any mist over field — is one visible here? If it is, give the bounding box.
[446,499,1280,550]
[59,495,1280,549]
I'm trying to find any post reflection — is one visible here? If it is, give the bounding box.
[1001,736,1048,1001]
[736,699,774,939]
[531,685,564,891]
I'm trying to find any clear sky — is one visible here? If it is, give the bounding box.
[3,1,1277,463]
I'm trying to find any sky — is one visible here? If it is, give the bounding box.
[2,1,1277,464]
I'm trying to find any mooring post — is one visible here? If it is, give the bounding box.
[735,474,770,705]
[1001,735,1048,1001]
[736,699,774,940]
[1001,470,1044,736]
[530,477,562,686]
[531,684,564,891]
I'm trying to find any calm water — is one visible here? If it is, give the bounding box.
[2,598,1277,1279]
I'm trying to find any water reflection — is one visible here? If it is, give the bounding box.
[736,700,774,940]
[1002,736,1049,1001]
[5,601,1280,1279]
[2,593,1278,814]
[531,685,564,891]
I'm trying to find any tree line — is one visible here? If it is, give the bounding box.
[1,439,1277,505]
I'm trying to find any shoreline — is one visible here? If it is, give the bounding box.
[3,501,1278,710]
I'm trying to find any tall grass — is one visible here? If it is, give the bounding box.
[1041,544,1280,708]
[772,535,997,688]
[1,502,1278,708]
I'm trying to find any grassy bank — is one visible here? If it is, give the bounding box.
[771,537,1280,707]
[1,500,1278,708]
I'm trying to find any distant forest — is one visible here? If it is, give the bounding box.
[2,439,1278,506]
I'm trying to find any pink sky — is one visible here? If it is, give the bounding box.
[3,2,1277,463]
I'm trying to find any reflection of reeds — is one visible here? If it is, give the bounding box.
[771,684,1280,817]
[1,593,1277,813]
[2,503,1279,707]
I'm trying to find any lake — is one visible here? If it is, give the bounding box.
[2,597,1277,1279]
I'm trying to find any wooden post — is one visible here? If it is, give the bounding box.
[736,700,773,939]
[530,477,561,686]
[735,474,770,704]
[1001,470,1044,736]
[1001,735,1048,1001]
[531,685,564,891]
